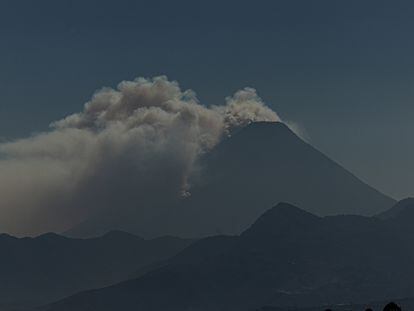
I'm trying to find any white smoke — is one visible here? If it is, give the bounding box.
[0,76,281,236]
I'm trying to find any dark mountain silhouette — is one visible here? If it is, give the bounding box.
[44,202,414,311]
[377,198,414,245]
[258,297,414,311]
[68,122,395,238]
[0,231,192,310]
[378,197,414,219]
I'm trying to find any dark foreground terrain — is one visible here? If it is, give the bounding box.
[0,231,192,310]
[43,200,414,311]
[259,298,412,311]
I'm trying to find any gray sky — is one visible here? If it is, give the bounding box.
[0,0,413,199]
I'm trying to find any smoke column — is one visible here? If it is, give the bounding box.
[0,76,281,236]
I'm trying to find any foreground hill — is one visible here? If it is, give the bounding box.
[45,202,414,311]
[69,122,395,238]
[377,197,414,219]
[0,231,192,310]
[258,297,414,311]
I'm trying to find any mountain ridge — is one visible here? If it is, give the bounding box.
[44,202,414,311]
[377,197,414,219]
[0,231,193,310]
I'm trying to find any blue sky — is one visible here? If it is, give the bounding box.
[0,0,413,198]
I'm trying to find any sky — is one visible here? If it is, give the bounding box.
[0,0,413,199]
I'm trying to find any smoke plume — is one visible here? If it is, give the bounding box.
[0,76,281,236]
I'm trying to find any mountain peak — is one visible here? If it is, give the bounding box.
[36,232,69,241]
[378,197,414,220]
[244,121,292,132]
[394,197,414,209]
[265,202,316,217]
[242,202,321,237]
[228,121,299,145]
[102,230,144,241]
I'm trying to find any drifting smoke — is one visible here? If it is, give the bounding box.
[0,76,280,236]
